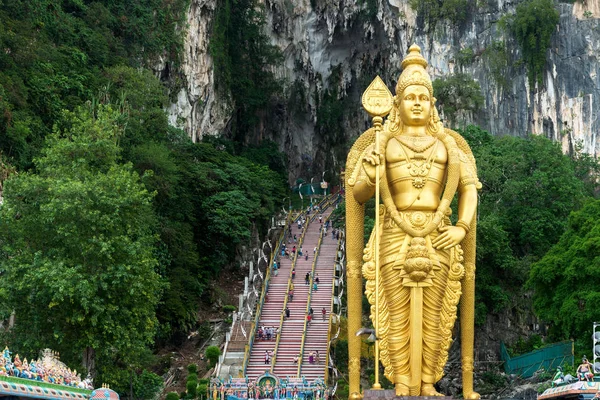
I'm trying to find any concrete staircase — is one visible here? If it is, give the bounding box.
[246,205,338,382]
[299,230,338,380]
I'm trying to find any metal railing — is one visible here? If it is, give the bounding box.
[215,312,238,377]
[241,212,291,376]
[297,228,324,377]
[324,234,342,383]
[297,209,334,377]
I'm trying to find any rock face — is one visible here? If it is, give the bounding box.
[165,0,231,142]
[167,0,600,179]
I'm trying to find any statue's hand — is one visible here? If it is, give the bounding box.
[362,148,384,183]
[432,226,466,249]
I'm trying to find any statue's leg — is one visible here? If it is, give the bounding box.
[380,251,411,395]
[420,261,449,396]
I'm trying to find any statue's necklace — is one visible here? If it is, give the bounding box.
[398,137,438,189]
[397,135,437,153]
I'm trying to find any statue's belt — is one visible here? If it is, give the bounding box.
[383,210,443,231]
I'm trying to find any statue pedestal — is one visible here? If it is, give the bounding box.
[363,389,454,400]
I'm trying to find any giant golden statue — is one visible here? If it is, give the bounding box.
[345,45,481,398]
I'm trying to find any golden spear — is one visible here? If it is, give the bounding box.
[361,76,393,390]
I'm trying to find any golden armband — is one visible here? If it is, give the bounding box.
[456,220,470,233]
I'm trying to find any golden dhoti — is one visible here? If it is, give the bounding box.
[363,211,464,394]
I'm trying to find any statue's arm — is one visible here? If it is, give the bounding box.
[456,151,480,229]
[457,184,477,228]
[434,151,479,249]
[351,145,378,204]
[352,175,375,204]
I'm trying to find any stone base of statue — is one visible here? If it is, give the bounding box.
[362,389,454,400]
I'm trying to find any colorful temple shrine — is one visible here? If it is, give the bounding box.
[0,347,118,400]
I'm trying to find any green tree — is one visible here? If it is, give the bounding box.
[132,369,164,400]
[460,125,593,322]
[205,346,221,368]
[0,105,162,377]
[528,200,600,341]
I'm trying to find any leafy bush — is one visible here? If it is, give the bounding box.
[132,370,164,400]
[529,200,600,340]
[507,335,544,357]
[336,381,349,400]
[198,383,209,399]
[222,305,237,313]
[483,40,509,88]
[166,392,180,400]
[480,370,507,392]
[188,364,198,374]
[334,339,348,373]
[205,346,222,368]
[186,380,198,398]
[502,0,559,86]
[456,47,475,68]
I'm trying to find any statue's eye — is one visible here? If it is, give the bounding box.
[420,95,429,101]
[405,94,415,101]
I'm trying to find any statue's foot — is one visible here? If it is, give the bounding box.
[394,383,409,396]
[421,384,443,396]
[463,391,481,399]
[349,392,363,400]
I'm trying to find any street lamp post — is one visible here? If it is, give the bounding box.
[322,170,334,197]
[310,176,318,207]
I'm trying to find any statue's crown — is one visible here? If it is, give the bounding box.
[396,44,433,96]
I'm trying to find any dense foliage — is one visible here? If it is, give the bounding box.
[0,105,162,380]
[409,0,470,29]
[461,126,595,323]
[0,1,288,396]
[0,0,190,170]
[209,0,283,142]
[501,0,559,86]
[315,65,354,171]
[529,200,600,344]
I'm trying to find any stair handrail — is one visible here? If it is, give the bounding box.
[324,235,342,384]
[241,210,291,376]
[214,311,238,378]
[296,212,332,377]
[270,211,310,372]
[296,229,323,377]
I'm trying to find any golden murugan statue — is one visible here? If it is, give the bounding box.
[345,44,481,398]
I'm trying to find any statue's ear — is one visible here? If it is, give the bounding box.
[432,96,437,105]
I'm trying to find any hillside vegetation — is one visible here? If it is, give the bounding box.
[0,0,286,397]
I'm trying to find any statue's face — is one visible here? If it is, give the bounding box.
[398,84,431,126]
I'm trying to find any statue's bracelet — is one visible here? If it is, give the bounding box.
[456,220,470,233]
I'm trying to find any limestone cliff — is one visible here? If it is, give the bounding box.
[165,0,600,178]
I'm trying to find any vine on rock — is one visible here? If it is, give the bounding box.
[501,0,559,87]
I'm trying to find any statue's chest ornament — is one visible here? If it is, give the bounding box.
[397,136,438,189]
